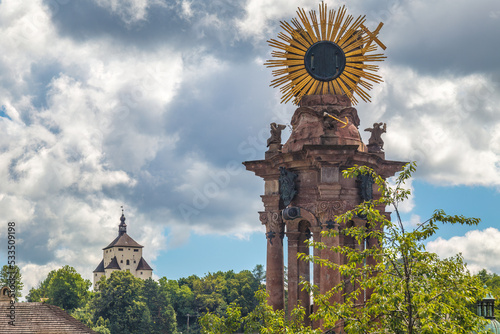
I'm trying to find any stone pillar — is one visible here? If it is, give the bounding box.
[287,230,300,317]
[260,209,284,311]
[298,227,311,325]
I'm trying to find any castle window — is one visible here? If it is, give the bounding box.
[134,261,136,263]
[118,248,123,251]
[141,272,143,275]
[126,260,130,265]
[134,249,139,252]
[95,274,97,276]
[128,248,130,250]
[120,260,123,263]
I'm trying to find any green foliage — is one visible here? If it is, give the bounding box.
[27,269,55,302]
[166,267,263,333]
[92,271,152,334]
[299,162,488,333]
[0,264,23,301]
[27,265,91,311]
[252,264,266,284]
[477,269,500,316]
[142,277,178,333]
[200,289,320,334]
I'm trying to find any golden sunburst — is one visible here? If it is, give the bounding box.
[265,3,386,105]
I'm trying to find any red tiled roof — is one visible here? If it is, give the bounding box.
[0,302,97,333]
[136,257,153,271]
[103,233,143,250]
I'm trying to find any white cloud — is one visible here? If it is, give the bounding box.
[92,0,166,25]
[236,0,316,40]
[378,66,500,186]
[427,228,500,274]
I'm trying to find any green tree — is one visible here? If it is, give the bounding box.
[201,163,488,334]
[143,277,178,333]
[48,265,92,311]
[161,277,196,333]
[26,265,91,311]
[199,289,319,334]
[0,264,23,301]
[93,271,151,334]
[252,264,266,284]
[71,302,111,334]
[26,269,55,302]
[477,269,500,316]
[300,162,488,333]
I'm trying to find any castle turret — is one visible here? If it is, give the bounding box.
[93,210,153,290]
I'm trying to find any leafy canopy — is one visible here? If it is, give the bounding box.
[300,162,488,333]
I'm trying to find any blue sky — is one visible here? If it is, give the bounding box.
[0,0,499,298]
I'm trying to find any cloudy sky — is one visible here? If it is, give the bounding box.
[0,0,499,298]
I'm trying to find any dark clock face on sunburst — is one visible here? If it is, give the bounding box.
[304,41,346,81]
[265,3,387,105]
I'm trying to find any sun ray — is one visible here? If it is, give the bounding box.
[266,2,386,105]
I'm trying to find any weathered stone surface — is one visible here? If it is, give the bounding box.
[244,93,406,331]
[282,96,367,153]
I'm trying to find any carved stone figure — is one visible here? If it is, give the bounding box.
[279,167,298,207]
[357,174,374,201]
[365,122,386,152]
[267,123,287,147]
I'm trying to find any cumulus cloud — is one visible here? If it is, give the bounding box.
[92,0,166,25]
[0,0,500,296]
[427,228,500,274]
[378,67,500,185]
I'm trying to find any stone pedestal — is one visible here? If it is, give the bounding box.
[244,94,405,332]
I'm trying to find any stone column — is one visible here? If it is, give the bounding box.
[286,230,300,317]
[298,228,311,325]
[310,226,322,329]
[260,209,284,311]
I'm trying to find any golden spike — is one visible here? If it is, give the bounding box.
[281,22,313,50]
[277,32,293,43]
[347,55,386,62]
[353,84,372,102]
[319,2,327,40]
[343,71,362,86]
[344,67,382,82]
[296,7,319,43]
[335,14,353,44]
[326,8,335,41]
[321,81,329,95]
[340,73,359,91]
[309,9,321,41]
[342,39,366,54]
[267,39,290,51]
[337,75,354,94]
[330,5,347,43]
[359,80,374,90]
[290,31,314,50]
[271,52,304,60]
[337,16,365,46]
[332,79,343,95]
[271,75,292,88]
[345,63,379,71]
[344,48,365,57]
[291,18,314,46]
[308,79,321,96]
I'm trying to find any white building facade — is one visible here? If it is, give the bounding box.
[93,212,153,289]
